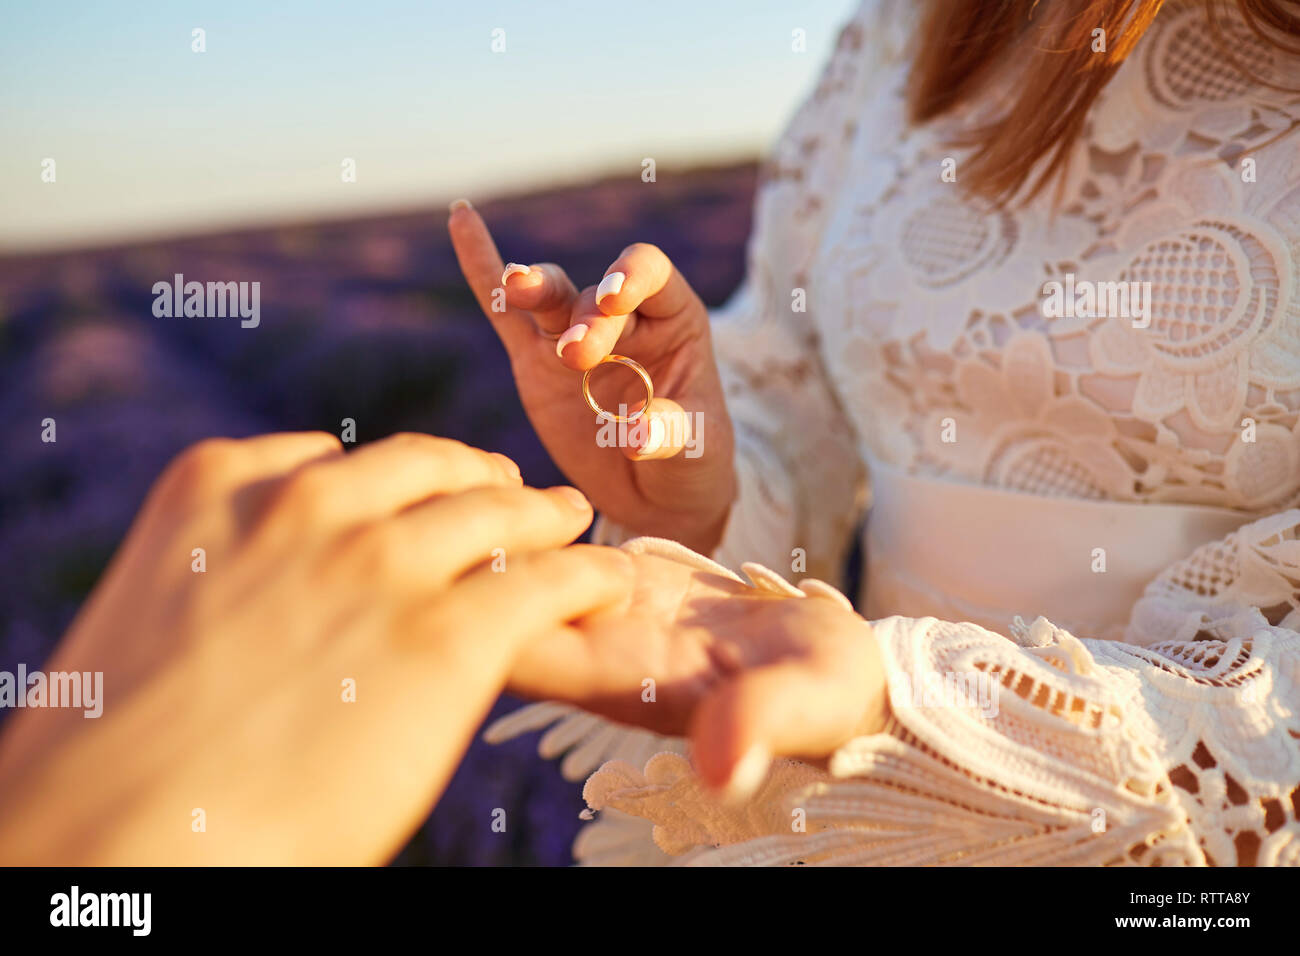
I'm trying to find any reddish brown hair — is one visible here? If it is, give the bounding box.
[909,0,1300,204]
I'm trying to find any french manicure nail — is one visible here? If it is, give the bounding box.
[553,486,591,511]
[639,417,666,455]
[721,745,770,803]
[501,262,531,285]
[556,323,588,358]
[595,271,625,305]
[449,198,473,213]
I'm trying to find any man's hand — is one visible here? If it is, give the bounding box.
[0,432,633,864]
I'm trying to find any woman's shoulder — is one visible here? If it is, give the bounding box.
[1097,0,1300,143]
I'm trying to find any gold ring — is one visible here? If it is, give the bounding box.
[582,355,653,423]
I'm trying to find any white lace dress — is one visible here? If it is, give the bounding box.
[487,0,1300,865]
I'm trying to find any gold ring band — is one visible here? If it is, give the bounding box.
[582,355,654,423]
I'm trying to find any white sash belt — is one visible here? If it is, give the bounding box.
[862,458,1249,642]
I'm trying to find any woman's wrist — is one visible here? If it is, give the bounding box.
[677,500,732,556]
[680,459,739,555]
[609,474,736,555]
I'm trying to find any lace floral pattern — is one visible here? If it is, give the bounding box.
[810,1,1300,516]
[579,543,1300,866]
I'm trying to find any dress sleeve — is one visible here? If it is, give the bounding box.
[583,513,1300,866]
[595,0,911,582]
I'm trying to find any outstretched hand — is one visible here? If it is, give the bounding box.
[0,432,633,864]
[508,549,890,798]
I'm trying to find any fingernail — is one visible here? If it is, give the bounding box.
[595,271,625,305]
[640,417,666,455]
[552,486,591,511]
[721,745,770,803]
[489,452,520,480]
[501,262,531,285]
[449,198,473,213]
[627,417,663,454]
[555,323,588,358]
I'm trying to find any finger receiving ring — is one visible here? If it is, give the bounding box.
[582,355,654,423]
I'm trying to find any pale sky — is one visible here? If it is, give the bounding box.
[0,0,859,252]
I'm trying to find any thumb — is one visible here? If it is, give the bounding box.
[623,398,695,461]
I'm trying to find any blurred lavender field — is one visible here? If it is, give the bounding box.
[0,162,757,865]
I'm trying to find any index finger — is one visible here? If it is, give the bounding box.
[261,432,523,533]
[431,545,636,674]
[447,200,538,352]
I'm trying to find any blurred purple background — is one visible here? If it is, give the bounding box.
[0,162,757,865]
